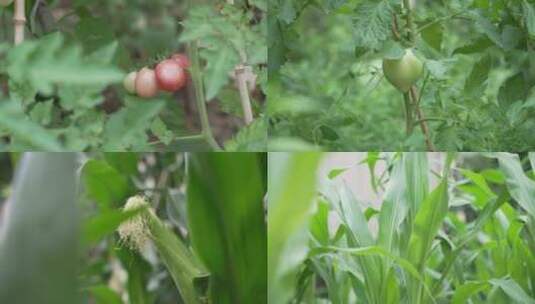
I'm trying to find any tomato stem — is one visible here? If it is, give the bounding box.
[186,41,221,151]
[403,0,416,45]
[403,92,414,135]
[409,86,435,151]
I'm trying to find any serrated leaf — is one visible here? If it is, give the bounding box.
[102,100,165,151]
[0,102,63,151]
[352,1,393,49]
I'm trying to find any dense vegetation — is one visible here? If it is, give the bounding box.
[269,0,535,151]
[0,152,267,303]
[0,0,267,151]
[269,152,535,303]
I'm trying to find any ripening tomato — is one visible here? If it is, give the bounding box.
[170,53,190,69]
[135,68,158,98]
[0,0,13,7]
[155,59,187,92]
[123,71,137,94]
[382,49,423,93]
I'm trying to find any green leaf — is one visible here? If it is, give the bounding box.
[495,153,535,218]
[451,281,490,304]
[460,169,496,198]
[309,200,330,246]
[464,55,491,97]
[0,102,63,151]
[407,178,449,268]
[116,247,152,304]
[102,100,165,151]
[145,209,208,304]
[150,117,174,146]
[268,152,322,304]
[352,1,393,49]
[421,22,443,51]
[83,207,143,245]
[311,245,436,303]
[489,277,535,304]
[203,46,237,100]
[84,285,123,304]
[7,33,123,94]
[103,152,138,176]
[0,153,78,304]
[378,153,428,254]
[529,152,535,173]
[81,159,131,209]
[328,167,350,179]
[224,118,268,152]
[187,153,267,304]
[522,0,535,39]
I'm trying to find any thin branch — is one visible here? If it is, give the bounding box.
[412,117,448,125]
[410,86,435,151]
[186,42,221,150]
[392,13,401,41]
[416,11,465,33]
[403,92,414,135]
[402,0,416,45]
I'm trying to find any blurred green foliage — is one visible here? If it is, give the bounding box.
[0,152,267,304]
[0,0,267,151]
[269,0,535,151]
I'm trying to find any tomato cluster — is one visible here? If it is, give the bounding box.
[124,53,191,98]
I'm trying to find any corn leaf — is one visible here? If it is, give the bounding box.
[0,153,78,304]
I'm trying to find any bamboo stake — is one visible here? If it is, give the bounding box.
[13,0,25,45]
[235,64,254,125]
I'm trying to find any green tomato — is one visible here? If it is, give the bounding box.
[0,0,13,7]
[382,49,424,93]
[123,71,137,94]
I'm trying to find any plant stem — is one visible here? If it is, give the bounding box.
[391,13,401,41]
[185,0,220,151]
[416,11,464,33]
[403,92,414,135]
[403,0,416,45]
[14,0,26,45]
[409,86,435,151]
[186,43,221,151]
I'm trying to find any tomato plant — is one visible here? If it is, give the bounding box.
[0,0,267,151]
[269,0,535,151]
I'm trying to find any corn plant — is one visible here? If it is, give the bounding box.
[0,152,267,304]
[272,152,535,304]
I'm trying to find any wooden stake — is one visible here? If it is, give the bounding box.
[235,64,254,125]
[14,0,25,45]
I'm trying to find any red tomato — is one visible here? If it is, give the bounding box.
[155,59,187,92]
[135,68,158,98]
[171,54,191,69]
